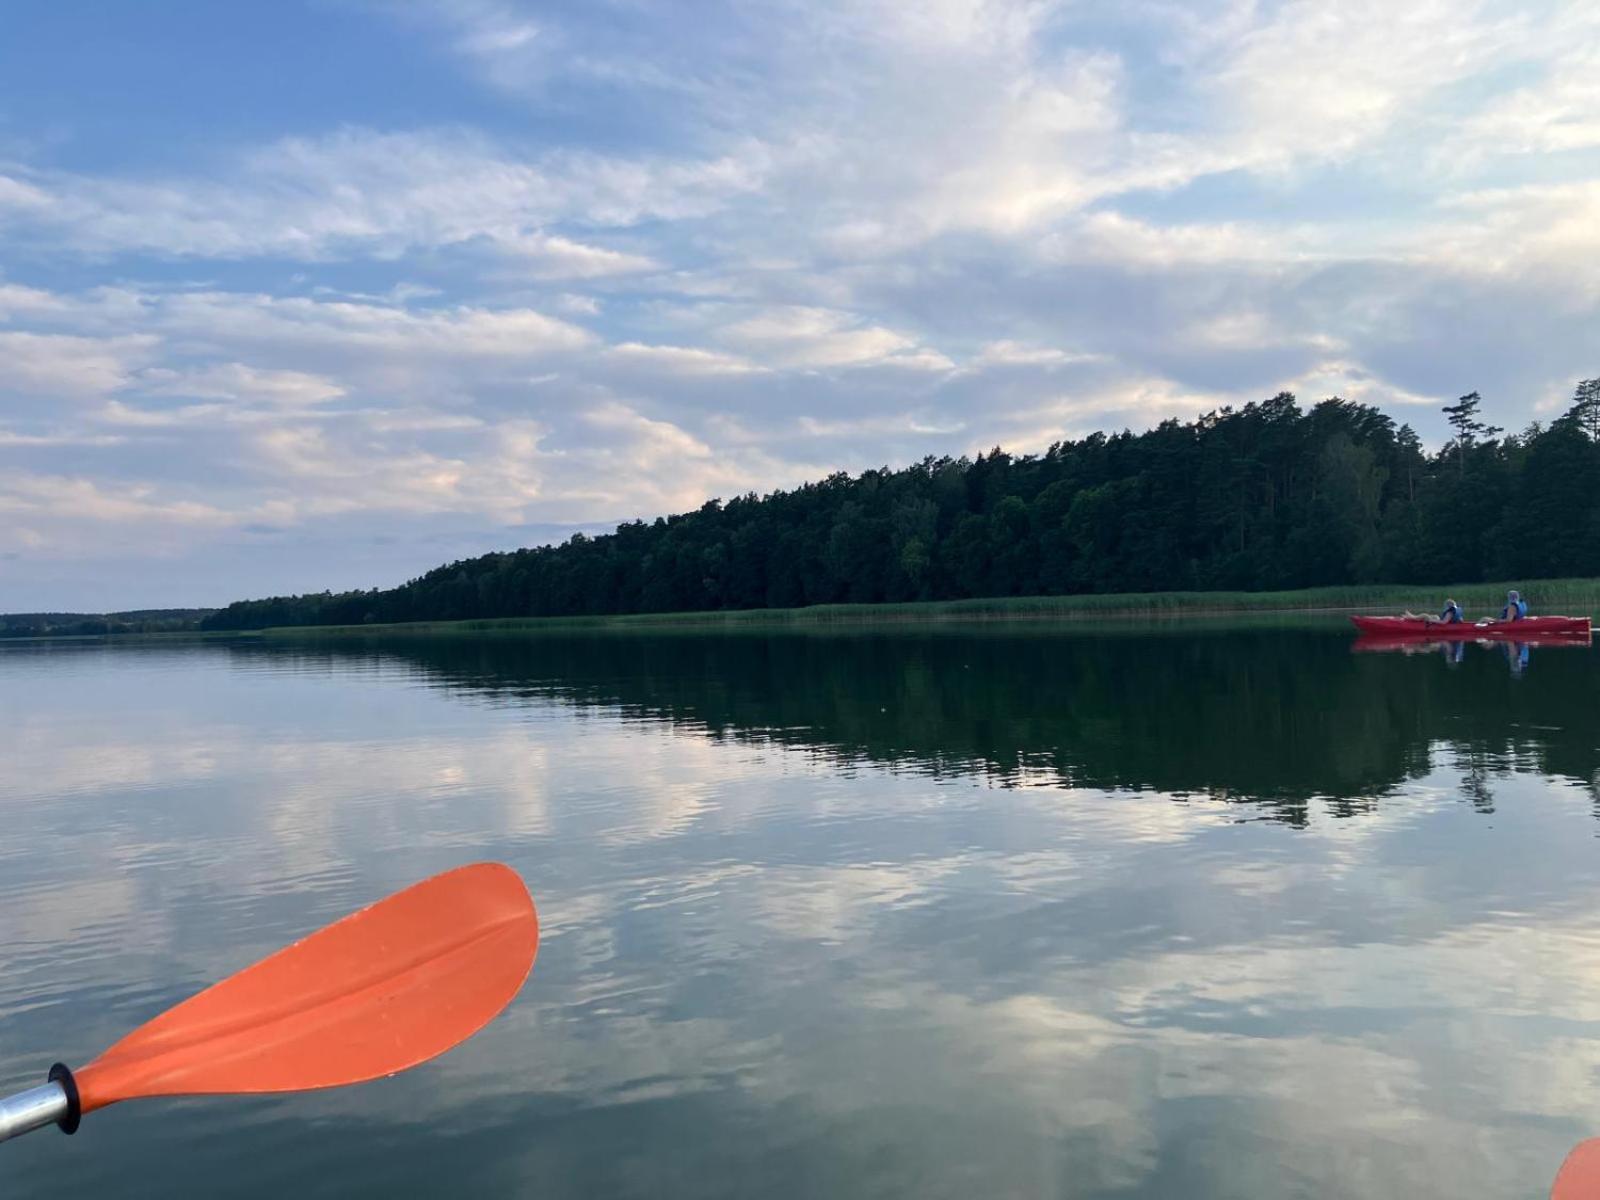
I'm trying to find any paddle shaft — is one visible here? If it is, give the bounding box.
[0,1079,69,1144]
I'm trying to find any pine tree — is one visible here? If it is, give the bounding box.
[1570,377,1600,442]
[1441,392,1503,475]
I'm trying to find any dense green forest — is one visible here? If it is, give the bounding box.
[0,609,214,638]
[202,380,1600,632]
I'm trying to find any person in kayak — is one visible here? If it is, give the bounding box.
[1403,598,1463,624]
[1499,590,1528,621]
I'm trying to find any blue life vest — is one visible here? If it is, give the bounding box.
[1501,599,1528,620]
[1439,602,1463,623]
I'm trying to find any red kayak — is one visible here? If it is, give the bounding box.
[1350,615,1592,639]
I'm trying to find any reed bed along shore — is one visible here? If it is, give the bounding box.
[259,577,1600,638]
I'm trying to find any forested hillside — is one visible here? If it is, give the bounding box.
[202,382,1600,631]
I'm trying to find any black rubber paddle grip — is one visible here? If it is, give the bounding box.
[48,1063,80,1135]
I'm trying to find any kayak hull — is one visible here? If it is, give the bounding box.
[1350,615,1591,640]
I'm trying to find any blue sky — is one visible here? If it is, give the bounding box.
[3,0,1598,609]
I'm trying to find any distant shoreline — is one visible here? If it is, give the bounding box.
[7,578,1597,642]
[249,578,1600,638]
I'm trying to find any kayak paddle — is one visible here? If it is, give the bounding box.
[0,862,538,1144]
[1553,1139,1600,1199]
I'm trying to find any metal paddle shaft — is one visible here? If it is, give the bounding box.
[0,863,538,1145]
[0,1064,78,1145]
[0,1082,67,1143]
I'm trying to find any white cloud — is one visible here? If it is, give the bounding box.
[722,306,945,370]
[0,472,232,528]
[137,363,346,408]
[5,0,1600,603]
[1199,0,1522,168]
[458,16,539,58]
[1186,310,1297,351]
[1281,360,1441,411]
[987,375,1235,452]
[872,347,958,371]
[0,282,65,317]
[495,231,658,279]
[975,341,1100,368]
[1046,211,1320,268]
[150,290,595,359]
[410,0,551,91]
[555,293,603,316]
[0,331,157,398]
[0,429,125,447]
[358,409,487,433]
[96,399,230,428]
[562,400,822,516]
[1453,46,1600,157]
[1431,181,1600,290]
[248,424,494,516]
[0,174,51,211]
[0,127,771,261]
[797,412,966,438]
[607,342,767,376]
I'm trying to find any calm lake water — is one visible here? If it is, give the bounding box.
[3,623,1599,1198]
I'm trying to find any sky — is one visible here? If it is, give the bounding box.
[2,0,1598,611]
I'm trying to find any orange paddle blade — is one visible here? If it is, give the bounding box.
[74,862,538,1114]
[1553,1138,1600,1199]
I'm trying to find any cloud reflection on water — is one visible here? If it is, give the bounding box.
[1,631,1598,1197]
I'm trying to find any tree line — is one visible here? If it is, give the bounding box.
[202,379,1600,631]
[0,609,214,638]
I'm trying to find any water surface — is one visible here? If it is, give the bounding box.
[3,623,1599,1198]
